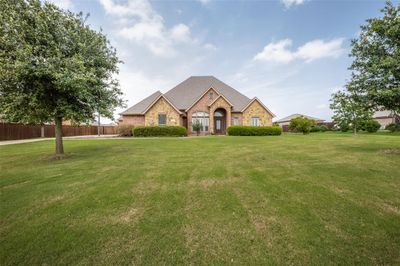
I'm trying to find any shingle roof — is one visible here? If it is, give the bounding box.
[275,114,324,123]
[164,76,251,112]
[373,110,394,118]
[120,76,256,114]
[120,91,162,115]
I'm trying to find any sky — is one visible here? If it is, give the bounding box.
[48,0,393,122]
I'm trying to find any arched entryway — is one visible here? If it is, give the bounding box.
[214,108,227,135]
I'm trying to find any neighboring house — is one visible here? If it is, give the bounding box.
[119,76,275,135]
[373,110,400,129]
[274,114,325,127]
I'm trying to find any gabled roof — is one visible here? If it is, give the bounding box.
[373,110,396,118]
[119,91,162,115]
[208,94,234,107]
[164,76,251,112]
[142,94,182,115]
[241,97,276,117]
[120,76,273,115]
[275,114,324,123]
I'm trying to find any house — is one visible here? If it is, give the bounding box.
[274,114,325,127]
[373,110,400,129]
[119,76,275,135]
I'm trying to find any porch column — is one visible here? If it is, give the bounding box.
[209,108,214,134]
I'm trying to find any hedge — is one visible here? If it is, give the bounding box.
[116,125,134,136]
[133,126,187,137]
[227,126,282,136]
[385,123,400,132]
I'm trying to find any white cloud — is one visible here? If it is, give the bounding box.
[281,0,305,8]
[99,0,211,57]
[170,24,192,43]
[254,38,345,64]
[203,43,217,50]
[296,38,345,62]
[197,0,212,5]
[254,39,295,63]
[316,103,327,109]
[46,0,73,9]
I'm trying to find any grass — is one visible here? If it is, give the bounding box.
[1,132,399,265]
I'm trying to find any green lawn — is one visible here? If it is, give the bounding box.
[1,133,400,265]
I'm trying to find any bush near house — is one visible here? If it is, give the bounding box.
[310,125,328,132]
[386,123,400,132]
[133,126,187,137]
[289,117,315,134]
[227,126,282,136]
[117,125,134,137]
[361,120,381,133]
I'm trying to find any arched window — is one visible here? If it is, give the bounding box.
[214,110,224,117]
[192,112,210,132]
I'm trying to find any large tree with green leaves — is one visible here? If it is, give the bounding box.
[347,1,400,113]
[330,90,373,134]
[0,0,124,158]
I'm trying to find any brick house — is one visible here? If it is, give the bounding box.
[373,110,400,129]
[119,76,275,135]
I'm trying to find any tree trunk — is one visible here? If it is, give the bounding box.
[353,124,357,135]
[55,117,64,158]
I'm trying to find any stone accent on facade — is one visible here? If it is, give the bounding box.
[242,100,273,126]
[187,88,219,135]
[144,97,180,126]
[120,115,145,125]
[209,96,232,134]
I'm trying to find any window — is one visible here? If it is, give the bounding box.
[158,114,166,125]
[251,117,260,126]
[192,111,209,132]
[214,110,224,117]
[233,117,239,126]
[209,92,214,100]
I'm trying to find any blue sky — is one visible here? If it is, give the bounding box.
[49,0,392,122]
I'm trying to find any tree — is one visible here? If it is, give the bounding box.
[289,117,315,134]
[347,1,400,113]
[0,0,124,158]
[330,91,373,134]
[192,120,202,136]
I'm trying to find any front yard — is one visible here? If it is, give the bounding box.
[1,133,399,265]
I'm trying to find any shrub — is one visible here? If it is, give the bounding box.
[117,125,134,136]
[289,117,315,134]
[339,123,350,132]
[133,126,187,137]
[319,125,328,132]
[310,125,328,132]
[362,120,381,133]
[227,126,282,136]
[385,123,400,132]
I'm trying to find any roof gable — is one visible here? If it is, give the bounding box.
[275,114,324,123]
[164,76,250,111]
[142,95,182,115]
[120,91,162,115]
[185,87,220,112]
[208,94,234,107]
[241,97,276,117]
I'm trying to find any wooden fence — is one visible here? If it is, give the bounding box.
[0,123,116,141]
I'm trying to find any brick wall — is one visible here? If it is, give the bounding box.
[187,88,219,134]
[120,115,145,126]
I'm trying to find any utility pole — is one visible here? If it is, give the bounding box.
[97,113,101,136]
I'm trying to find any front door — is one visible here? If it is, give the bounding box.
[214,117,226,134]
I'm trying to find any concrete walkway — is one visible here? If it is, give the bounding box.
[0,135,118,146]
